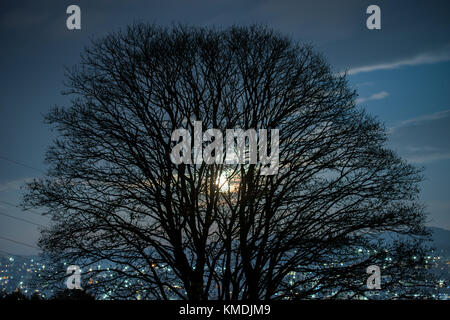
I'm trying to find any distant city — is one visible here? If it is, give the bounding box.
[1,227,449,300]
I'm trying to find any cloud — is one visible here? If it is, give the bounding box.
[405,152,450,164]
[0,178,33,192]
[388,109,450,164]
[355,91,389,104]
[346,47,450,75]
[390,109,450,132]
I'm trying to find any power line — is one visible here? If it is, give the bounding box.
[0,235,40,250]
[0,155,45,174]
[0,248,16,256]
[0,210,46,228]
[0,200,50,218]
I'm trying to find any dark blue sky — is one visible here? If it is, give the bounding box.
[1,0,449,254]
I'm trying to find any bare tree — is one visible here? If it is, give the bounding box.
[24,24,432,300]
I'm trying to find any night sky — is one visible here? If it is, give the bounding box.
[1,0,449,254]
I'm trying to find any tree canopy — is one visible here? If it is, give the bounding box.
[24,24,432,300]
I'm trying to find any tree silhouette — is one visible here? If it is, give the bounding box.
[51,289,95,300]
[24,24,432,300]
[0,289,28,301]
